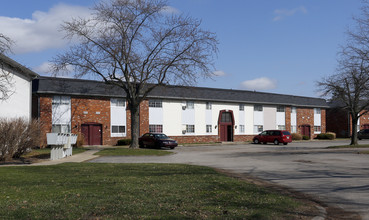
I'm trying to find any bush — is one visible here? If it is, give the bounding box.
[0,118,41,161]
[74,133,85,148]
[117,139,131,146]
[291,133,302,140]
[302,135,310,140]
[316,132,336,140]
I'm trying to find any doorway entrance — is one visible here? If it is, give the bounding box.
[218,110,234,142]
[301,125,311,138]
[81,123,102,145]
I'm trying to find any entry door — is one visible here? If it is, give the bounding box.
[81,123,102,145]
[301,125,311,138]
[218,110,234,142]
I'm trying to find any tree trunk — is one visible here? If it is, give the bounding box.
[350,114,359,145]
[130,103,140,149]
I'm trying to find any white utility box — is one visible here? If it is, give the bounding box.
[46,133,78,160]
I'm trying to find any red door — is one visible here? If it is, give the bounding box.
[218,110,234,142]
[81,123,102,145]
[301,125,311,138]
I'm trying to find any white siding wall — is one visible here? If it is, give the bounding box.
[149,107,163,124]
[163,100,182,136]
[212,103,238,134]
[291,110,297,126]
[111,99,126,137]
[238,108,245,134]
[0,70,32,120]
[314,110,321,126]
[245,105,254,134]
[264,106,276,130]
[52,97,71,125]
[276,112,285,127]
[195,102,206,135]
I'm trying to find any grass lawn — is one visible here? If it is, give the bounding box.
[0,163,314,219]
[95,147,174,156]
[327,144,369,149]
[22,147,87,159]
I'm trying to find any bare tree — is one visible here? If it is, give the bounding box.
[318,1,369,145]
[52,0,218,148]
[0,34,15,101]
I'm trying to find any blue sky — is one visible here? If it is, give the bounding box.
[0,0,363,98]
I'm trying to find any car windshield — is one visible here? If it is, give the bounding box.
[153,134,168,139]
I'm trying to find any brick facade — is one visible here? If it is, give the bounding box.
[34,93,327,145]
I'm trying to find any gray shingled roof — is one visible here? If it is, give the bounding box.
[0,54,39,79]
[33,76,329,108]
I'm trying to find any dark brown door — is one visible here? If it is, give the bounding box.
[218,110,234,142]
[363,124,369,129]
[81,123,102,145]
[301,125,311,138]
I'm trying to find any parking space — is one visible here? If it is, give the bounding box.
[90,140,369,219]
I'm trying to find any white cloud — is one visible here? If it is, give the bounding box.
[161,6,180,14]
[213,70,226,77]
[33,62,53,74]
[240,77,277,91]
[273,6,307,21]
[0,3,92,54]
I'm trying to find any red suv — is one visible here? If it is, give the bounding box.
[253,130,292,145]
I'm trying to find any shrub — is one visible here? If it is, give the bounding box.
[117,139,131,146]
[316,132,336,140]
[302,135,310,140]
[0,118,41,161]
[291,133,302,140]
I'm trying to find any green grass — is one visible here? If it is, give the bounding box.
[327,144,369,149]
[0,163,311,219]
[95,147,174,156]
[23,147,87,159]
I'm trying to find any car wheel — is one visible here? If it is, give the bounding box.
[359,137,362,140]
[170,146,175,149]
[274,139,279,145]
[283,143,288,145]
[263,142,267,145]
[253,139,260,144]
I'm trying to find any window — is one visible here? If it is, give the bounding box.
[277,106,285,112]
[149,99,162,108]
[112,125,125,133]
[254,125,263,133]
[186,101,194,109]
[314,126,321,133]
[291,125,297,133]
[278,125,286,130]
[186,125,195,133]
[291,107,297,114]
[314,108,321,114]
[221,112,232,122]
[239,104,244,111]
[111,98,125,107]
[254,105,263,111]
[239,125,245,133]
[52,124,70,133]
[206,125,212,133]
[52,96,70,105]
[206,102,212,110]
[149,124,163,133]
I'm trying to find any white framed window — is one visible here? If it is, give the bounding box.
[206,125,212,133]
[186,101,194,109]
[314,108,321,114]
[52,96,70,105]
[111,98,125,107]
[149,99,162,108]
[277,106,285,112]
[112,125,125,134]
[206,102,212,110]
[278,125,286,130]
[291,125,297,133]
[239,125,245,133]
[254,125,263,133]
[186,125,195,133]
[254,105,263,112]
[149,124,163,133]
[52,124,70,133]
[314,126,321,133]
[239,104,244,111]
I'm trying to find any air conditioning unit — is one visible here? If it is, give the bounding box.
[182,101,187,110]
[182,106,187,110]
[182,130,186,134]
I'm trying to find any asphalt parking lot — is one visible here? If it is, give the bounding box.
[90,140,369,219]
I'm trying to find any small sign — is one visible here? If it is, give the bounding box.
[96,111,100,115]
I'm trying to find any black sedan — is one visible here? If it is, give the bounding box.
[139,133,178,149]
